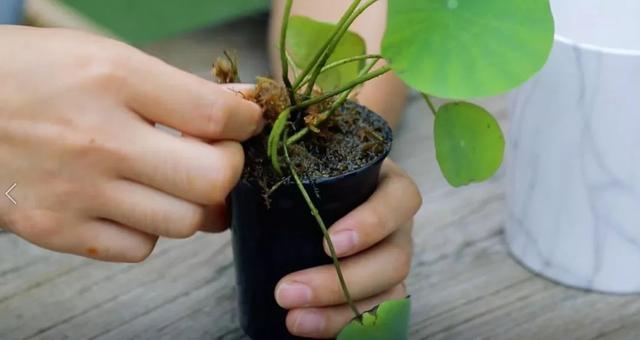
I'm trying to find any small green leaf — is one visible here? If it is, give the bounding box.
[337,298,411,340]
[382,0,554,99]
[288,16,366,90]
[434,102,504,187]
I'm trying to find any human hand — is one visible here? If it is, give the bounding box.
[0,26,262,262]
[274,159,422,338]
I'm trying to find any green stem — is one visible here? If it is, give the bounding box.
[286,124,310,146]
[291,0,363,91]
[279,0,296,105]
[267,108,291,175]
[292,64,392,112]
[286,125,310,146]
[270,62,386,170]
[303,0,379,97]
[421,93,437,116]
[283,139,361,319]
[285,50,299,80]
[287,60,380,145]
[296,54,382,89]
[321,54,382,75]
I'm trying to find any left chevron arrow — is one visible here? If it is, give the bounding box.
[5,183,16,205]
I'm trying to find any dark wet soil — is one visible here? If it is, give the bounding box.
[242,101,392,190]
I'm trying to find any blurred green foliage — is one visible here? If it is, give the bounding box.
[60,0,270,45]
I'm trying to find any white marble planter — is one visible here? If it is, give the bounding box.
[505,0,640,293]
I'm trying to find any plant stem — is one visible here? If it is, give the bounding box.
[421,93,438,116]
[292,64,392,112]
[286,124,311,146]
[296,54,382,89]
[321,54,382,75]
[286,126,309,147]
[270,61,387,171]
[303,0,379,97]
[287,59,380,145]
[283,139,361,319]
[279,0,296,105]
[285,50,299,79]
[267,108,291,175]
[291,0,363,91]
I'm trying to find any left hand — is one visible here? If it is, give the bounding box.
[274,159,422,338]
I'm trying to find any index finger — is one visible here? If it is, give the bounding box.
[123,54,263,141]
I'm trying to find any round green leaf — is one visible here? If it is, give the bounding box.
[338,298,411,340]
[288,16,366,90]
[382,0,554,99]
[434,102,504,187]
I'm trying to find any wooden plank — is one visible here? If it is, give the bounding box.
[597,323,640,340]
[1,235,230,339]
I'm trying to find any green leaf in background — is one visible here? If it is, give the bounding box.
[337,298,411,340]
[382,0,554,99]
[434,102,504,187]
[288,16,366,91]
[60,0,270,45]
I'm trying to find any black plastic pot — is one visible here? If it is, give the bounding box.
[230,105,392,339]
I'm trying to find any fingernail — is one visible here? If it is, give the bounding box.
[276,282,311,307]
[329,230,358,256]
[293,310,325,335]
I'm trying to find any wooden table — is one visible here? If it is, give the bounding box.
[2,17,640,340]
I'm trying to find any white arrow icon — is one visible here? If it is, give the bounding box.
[5,183,16,205]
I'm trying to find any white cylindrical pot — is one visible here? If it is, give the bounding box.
[506,0,640,293]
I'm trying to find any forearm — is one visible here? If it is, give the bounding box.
[269,0,407,129]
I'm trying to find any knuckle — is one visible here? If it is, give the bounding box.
[327,282,345,303]
[392,283,408,298]
[390,244,412,282]
[363,210,385,233]
[309,273,343,304]
[171,208,205,239]
[125,237,157,263]
[246,104,262,133]
[227,142,245,178]
[76,49,128,90]
[391,166,421,202]
[205,100,232,137]
[210,142,244,201]
[406,179,423,212]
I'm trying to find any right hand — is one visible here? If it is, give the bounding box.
[0,26,263,262]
